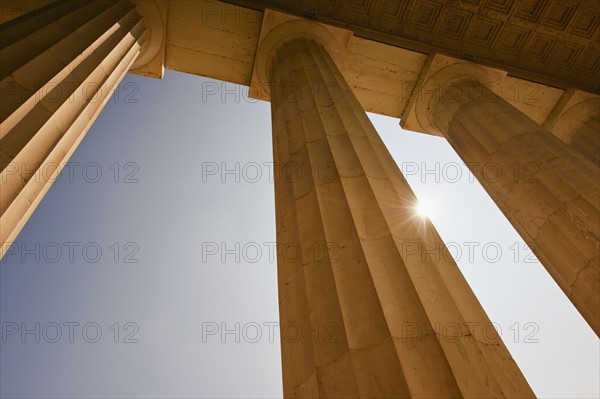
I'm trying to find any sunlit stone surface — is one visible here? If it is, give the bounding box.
[1,1,598,397]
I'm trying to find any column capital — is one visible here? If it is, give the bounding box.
[401,54,506,136]
[129,0,167,78]
[546,92,600,143]
[249,9,353,101]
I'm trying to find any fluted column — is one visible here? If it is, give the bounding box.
[0,0,151,258]
[269,36,533,398]
[419,72,599,335]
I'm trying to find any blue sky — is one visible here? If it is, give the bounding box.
[1,71,598,398]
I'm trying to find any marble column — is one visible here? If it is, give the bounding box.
[0,0,152,258]
[417,69,599,335]
[269,35,533,398]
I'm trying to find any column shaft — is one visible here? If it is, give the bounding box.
[433,82,600,335]
[0,0,147,257]
[271,37,533,398]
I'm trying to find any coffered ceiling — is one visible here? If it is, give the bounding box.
[224,0,600,94]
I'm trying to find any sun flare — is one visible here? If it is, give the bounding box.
[415,198,435,218]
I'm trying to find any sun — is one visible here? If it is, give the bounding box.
[415,198,435,218]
